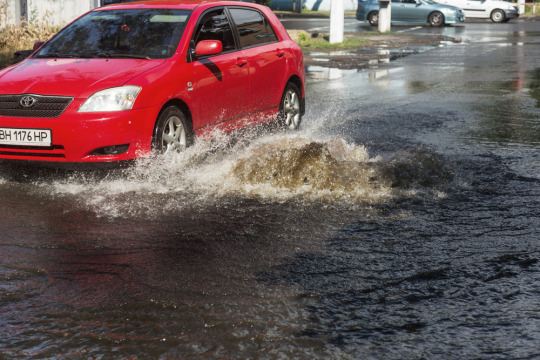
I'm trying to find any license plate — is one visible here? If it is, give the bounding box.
[0,127,52,147]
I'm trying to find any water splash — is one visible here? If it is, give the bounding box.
[0,129,454,218]
[231,136,390,201]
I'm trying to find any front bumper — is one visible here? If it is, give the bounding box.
[444,10,466,24]
[504,9,519,19]
[0,101,160,163]
[447,15,466,24]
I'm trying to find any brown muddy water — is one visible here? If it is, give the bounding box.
[1,22,540,359]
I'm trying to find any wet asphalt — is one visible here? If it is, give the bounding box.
[1,19,540,359]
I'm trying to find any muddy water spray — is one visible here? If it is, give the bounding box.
[18,131,457,218]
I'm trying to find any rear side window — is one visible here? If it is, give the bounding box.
[229,8,277,48]
[194,9,236,52]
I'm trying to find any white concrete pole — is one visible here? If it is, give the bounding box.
[378,0,391,33]
[329,0,344,44]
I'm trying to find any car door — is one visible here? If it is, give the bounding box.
[229,7,286,116]
[436,0,471,16]
[391,0,405,22]
[395,0,423,21]
[191,8,250,130]
[461,0,488,18]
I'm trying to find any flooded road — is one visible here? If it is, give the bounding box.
[2,22,540,358]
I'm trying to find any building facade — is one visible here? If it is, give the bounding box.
[3,0,103,26]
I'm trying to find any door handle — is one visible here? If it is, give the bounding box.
[275,49,285,58]
[236,57,247,67]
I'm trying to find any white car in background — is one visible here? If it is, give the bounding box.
[434,0,519,22]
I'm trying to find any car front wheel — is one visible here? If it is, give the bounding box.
[428,11,444,27]
[152,106,192,155]
[490,9,505,23]
[278,83,302,130]
[368,11,379,26]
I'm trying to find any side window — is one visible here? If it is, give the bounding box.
[229,8,277,49]
[193,9,236,52]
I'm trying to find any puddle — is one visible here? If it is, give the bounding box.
[306,66,360,80]
[304,46,439,80]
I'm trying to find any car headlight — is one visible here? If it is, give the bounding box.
[79,86,141,112]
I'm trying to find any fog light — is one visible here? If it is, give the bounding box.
[90,144,129,156]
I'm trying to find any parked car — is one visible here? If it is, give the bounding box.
[302,0,357,11]
[268,0,304,11]
[433,0,519,22]
[357,0,465,27]
[0,0,305,166]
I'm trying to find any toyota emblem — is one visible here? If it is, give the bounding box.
[20,95,37,108]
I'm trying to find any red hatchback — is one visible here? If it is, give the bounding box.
[0,0,304,165]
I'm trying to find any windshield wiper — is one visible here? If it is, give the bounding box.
[113,54,151,60]
[94,52,150,60]
[34,53,80,59]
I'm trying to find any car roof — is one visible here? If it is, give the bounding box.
[98,0,255,10]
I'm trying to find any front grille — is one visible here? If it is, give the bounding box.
[0,94,73,118]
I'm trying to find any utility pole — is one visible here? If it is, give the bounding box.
[329,0,344,44]
[378,0,391,33]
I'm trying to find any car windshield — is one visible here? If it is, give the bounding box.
[35,9,191,60]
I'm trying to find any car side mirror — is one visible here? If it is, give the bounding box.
[195,40,223,57]
[33,41,45,51]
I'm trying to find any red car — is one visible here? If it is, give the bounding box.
[0,0,305,165]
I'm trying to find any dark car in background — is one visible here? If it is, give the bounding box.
[266,0,304,11]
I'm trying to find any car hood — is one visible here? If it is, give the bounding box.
[0,58,165,98]
[436,3,463,11]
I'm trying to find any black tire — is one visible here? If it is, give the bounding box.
[368,11,379,26]
[428,11,444,27]
[490,9,505,23]
[278,83,302,130]
[152,106,192,154]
